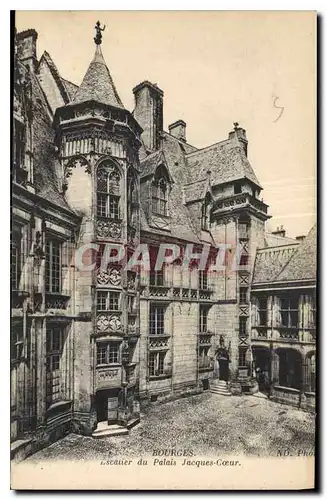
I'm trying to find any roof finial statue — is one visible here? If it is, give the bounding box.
[94,21,106,45]
[233,121,240,130]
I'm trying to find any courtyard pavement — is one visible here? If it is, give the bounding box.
[25,392,315,461]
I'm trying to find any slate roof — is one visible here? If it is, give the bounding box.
[61,77,78,101]
[71,46,124,109]
[139,128,265,242]
[186,140,262,188]
[276,224,316,282]
[252,244,299,284]
[19,60,76,213]
[38,51,71,104]
[183,179,210,204]
[252,225,316,284]
[140,132,201,242]
[140,150,174,180]
[264,232,298,247]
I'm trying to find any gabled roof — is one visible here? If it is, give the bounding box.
[139,133,201,243]
[60,77,78,101]
[186,140,262,188]
[140,150,174,183]
[183,178,211,204]
[71,45,124,109]
[38,51,70,104]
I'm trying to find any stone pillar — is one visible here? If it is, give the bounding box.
[36,318,46,426]
[302,354,310,392]
[271,349,279,386]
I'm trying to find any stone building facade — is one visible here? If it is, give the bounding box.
[11,26,316,460]
[250,225,316,410]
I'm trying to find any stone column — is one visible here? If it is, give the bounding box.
[36,318,46,426]
[270,347,279,385]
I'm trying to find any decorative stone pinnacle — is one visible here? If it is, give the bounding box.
[233,122,240,130]
[94,21,106,45]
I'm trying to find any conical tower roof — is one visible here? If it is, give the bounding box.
[72,38,124,109]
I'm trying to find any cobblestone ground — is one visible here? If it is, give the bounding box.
[26,392,315,461]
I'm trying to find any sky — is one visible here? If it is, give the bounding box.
[16,11,316,238]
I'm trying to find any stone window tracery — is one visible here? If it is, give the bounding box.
[152,178,168,216]
[97,162,121,220]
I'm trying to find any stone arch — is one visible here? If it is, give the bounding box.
[214,346,230,381]
[63,155,92,215]
[63,154,91,180]
[96,159,123,223]
[303,350,316,392]
[275,347,302,390]
[252,345,271,392]
[95,155,124,175]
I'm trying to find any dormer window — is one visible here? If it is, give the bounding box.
[152,178,168,216]
[234,183,242,195]
[13,119,28,185]
[97,162,121,220]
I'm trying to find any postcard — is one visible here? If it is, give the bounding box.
[11,10,316,490]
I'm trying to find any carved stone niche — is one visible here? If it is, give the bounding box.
[127,271,136,291]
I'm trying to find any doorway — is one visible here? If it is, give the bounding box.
[95,389,119,424]
[216,348,230,381]
[252,346,271,393]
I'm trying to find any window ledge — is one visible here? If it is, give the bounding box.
[151,212,170,219]
[149,374,172,380]
[149,334,170,338]
[274,386,300,394]
[96,363,121,369]
[149,285,170,289]
[97,310,122,314]
[46,400,72,416]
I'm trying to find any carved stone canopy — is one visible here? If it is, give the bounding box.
[64,156,91,179]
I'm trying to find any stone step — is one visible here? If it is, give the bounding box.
[92,423,129,439]
[11,438,33,462]
[211,390,232,396]
[210,387,232,395]
[211,381,228,387]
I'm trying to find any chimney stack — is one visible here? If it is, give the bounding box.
[296,235,306,242]
[16,29,38,73]
[133,81,163,152]
[272,225,286,238]
[168,120,186,142]
[228,122,248,156]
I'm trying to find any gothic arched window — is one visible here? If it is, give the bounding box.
[97,163,121,220]
[152,178,168,216]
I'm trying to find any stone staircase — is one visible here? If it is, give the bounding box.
[210,380,232,396]
[92,422,129,439]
